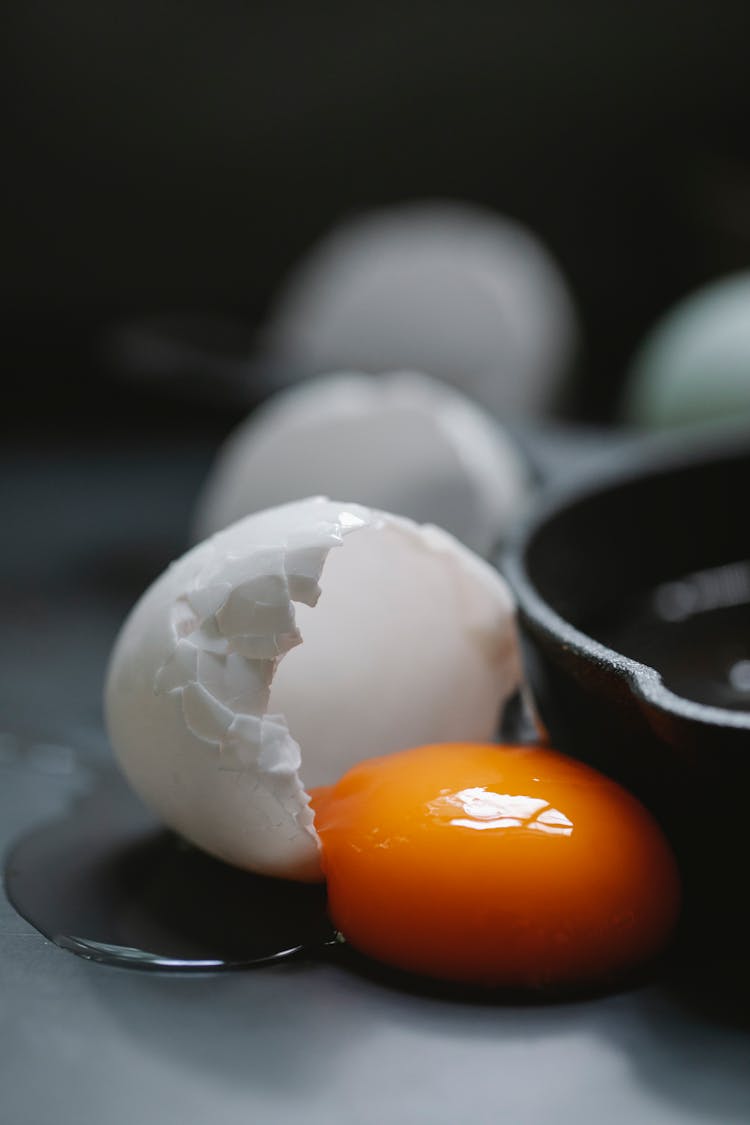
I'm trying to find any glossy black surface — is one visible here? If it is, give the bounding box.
[590,569,750,712]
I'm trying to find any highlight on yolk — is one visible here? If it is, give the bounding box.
[309,743,680,989]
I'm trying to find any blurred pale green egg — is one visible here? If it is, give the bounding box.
[622,272,750,430]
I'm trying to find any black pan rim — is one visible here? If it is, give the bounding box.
[501,425,750,733]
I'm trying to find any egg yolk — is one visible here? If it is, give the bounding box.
[310,742,680,989]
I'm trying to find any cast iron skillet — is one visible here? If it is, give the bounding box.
[501,429,750,943]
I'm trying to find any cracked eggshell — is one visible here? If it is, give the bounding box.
[192,370,529,556]
[105,498,520,882]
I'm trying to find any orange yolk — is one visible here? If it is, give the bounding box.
[310,742,680,989]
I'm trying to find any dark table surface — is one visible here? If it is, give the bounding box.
[2,429,749,1125]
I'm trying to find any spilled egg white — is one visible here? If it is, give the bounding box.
[105,498,520,882]
[192,370,529,556]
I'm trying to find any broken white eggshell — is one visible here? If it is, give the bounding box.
[105,497,520,882]
[192,370,529,556]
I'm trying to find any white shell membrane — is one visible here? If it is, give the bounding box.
[192,371,528,556]
[105,498,520,881]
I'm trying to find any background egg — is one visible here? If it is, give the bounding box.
[192,371,529,556]
[105,498,520,882]
[621,271,750,431]
[264,200,579,419]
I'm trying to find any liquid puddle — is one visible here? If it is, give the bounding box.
[5,775,335,972]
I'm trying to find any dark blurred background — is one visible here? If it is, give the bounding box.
[5,0,750,441]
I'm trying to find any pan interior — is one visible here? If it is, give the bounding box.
[523,446,750,711]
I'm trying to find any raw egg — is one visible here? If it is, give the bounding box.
[311,742,681,989]
[106,497,679,992]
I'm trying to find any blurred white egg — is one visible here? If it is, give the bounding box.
[193,371,529,556]
[264,200,578,419]
[621,271,750,430]
[106,497,520,882]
